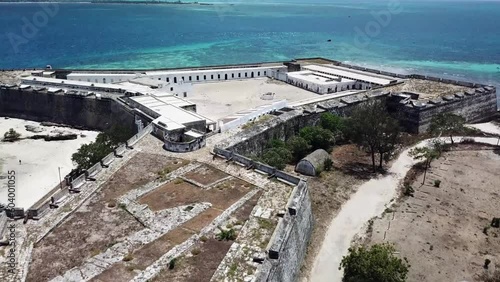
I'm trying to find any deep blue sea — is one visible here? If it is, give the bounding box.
[0,0,499,88]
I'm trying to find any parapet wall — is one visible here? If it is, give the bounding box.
[26,124,153,220]
[258,180,313,282]
[390,86,497,133]
[0,86,135,132]
[214,145,313,282]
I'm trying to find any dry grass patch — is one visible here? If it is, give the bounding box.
[182,165,229,186]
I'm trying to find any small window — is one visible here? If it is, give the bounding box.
[232,73,234,78]
[258,71,260,76]
[182,76,185,81]
[218,74,220,79]
[167,77,169,82]
[238,73,241,78]
[158,78,161,80]
[174,77,177,83]
[245,73,247,77]
[264,71,267,75]
[189,76,192,81]
[170,87,173,91]
[204,75,207,80]
[183,92,187,97]
[196,76,199,81]
[211,75,214,79]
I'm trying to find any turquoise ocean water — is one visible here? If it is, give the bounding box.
[0,0,499,89]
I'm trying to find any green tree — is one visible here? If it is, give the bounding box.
[340,243,410,282]
[261,147,292,170]
[299,126,334,151]
[409,140,444,185]
[320,112,346,140]
[71,125,134,170]
[428,113,465,145]
[347,100,401,172]
[376,117,401,169]
[71,133,113,169]
[3,128,21,142]
[287,136,311,162]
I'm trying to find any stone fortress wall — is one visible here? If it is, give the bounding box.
[0,85,136,132]
[0,58,497,281]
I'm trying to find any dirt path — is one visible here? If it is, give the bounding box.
[308,136,500,282]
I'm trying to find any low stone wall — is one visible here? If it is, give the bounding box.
[101,152,115,167]
[164,135,206,152]
[85,162,103,179]
[70,174,86,190]
[115,144,127,156]
[25,123,153,220]
[257,180,313,282]
[220,100,289,132]
[213,147,311,282]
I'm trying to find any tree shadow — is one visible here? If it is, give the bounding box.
[337,162,380,180]
[494,148,500,156]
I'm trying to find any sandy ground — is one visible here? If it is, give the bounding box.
[0,118,98,209]
[368,148,500,282]
[309,136,500,282]
[190,78,320,120]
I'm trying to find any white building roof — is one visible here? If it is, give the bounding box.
[145,66,281,76]
[131,94,194,109]
[303,65,397,86]
[287,70,355,85]
[130,95,213,131]
[21,76,127,91]
[153,116,185,131]
[67,73,137,79]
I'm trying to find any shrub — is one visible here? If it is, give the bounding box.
[191,248,201,256]
[107,201,116,208]
[299,126,334,151]
[3,128,21,142]
[122,253,133,262]
[340,243,410,282]
[434,180,441,187]
[287,136,311,162]
[324,158,334,171]
[320,112,346,140]
[217,228,237,241]
[168,258,177,270]
[200,235,208,242]
[461,137,475,144]
[403,184,415,197]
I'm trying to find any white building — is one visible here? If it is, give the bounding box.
[302,64,398,89]
[286,70,357,94]
[66,64,288,97]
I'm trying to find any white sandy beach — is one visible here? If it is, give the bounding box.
[0,118,98,209]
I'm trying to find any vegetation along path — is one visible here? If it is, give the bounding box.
[309,135,500,282]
